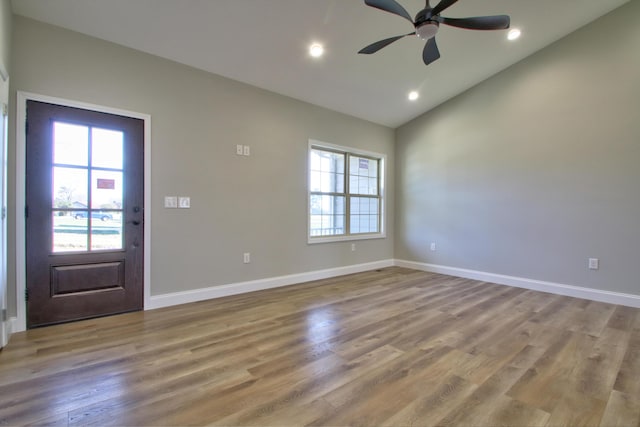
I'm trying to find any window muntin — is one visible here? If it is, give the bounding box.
[309,142,384,242]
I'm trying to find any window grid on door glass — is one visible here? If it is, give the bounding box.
[309,144,383,240]
[51,121,125,253]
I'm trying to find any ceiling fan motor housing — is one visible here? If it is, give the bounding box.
[415,8,434,24]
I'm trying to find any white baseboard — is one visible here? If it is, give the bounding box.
[10,258,635,339]
[147,259,395,310]
[2,317,17,346]
[9,317,16,335]
[394,259,640,308]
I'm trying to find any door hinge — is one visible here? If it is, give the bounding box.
[1,309,6,322]
[25,120,29,135]
[25,288,29,302]
[1,206,5,220]
[1,103,7,117]
[25,205,28,218]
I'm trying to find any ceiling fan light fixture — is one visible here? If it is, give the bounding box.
[416,22,439,40]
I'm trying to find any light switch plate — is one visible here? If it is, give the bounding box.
[178,196,191,209]
[164,196,178,208]
[243,145,251,156]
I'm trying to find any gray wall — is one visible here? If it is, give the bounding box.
[395,1,640,295]
[0,0,10,73]
[7,16,395,314]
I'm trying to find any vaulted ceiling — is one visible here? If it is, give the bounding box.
[12,0,629,127]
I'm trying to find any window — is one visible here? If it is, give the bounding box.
[308,141,385,243]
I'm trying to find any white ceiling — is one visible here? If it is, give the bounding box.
[11,0,629,128]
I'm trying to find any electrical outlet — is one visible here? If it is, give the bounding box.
[351,243,356,252]
[236,144,244,155]
[243,145,251,156]
[430,242,436,251]
[243,252,251,264]
[588,258,599,270]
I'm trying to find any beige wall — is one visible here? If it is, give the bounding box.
[395,1,640,295]
[7,17,395,315]
[0,0,10,73]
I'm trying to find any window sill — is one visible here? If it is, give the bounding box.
[307,232,386,245]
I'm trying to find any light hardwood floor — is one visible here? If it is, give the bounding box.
[1,267,639,426]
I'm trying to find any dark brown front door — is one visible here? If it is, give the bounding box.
[26,100,144,328]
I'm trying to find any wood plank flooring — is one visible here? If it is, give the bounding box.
[1,267,639,426]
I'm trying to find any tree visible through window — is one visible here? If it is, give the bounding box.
[309,142,384,242]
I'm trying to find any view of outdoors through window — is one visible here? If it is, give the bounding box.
[52,122,124,252]
[310,149,345,236]
[309,145,381,239]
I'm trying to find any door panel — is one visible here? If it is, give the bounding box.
[26,101,144,328]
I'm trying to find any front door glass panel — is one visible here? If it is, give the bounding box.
[53,122,88,166]
[51,121,124,253]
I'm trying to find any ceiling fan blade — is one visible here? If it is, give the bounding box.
[364,0,414,23]
[430,0,458,17]
[441,15,510,30]
[423,37,440,65]
[358,33,415,54]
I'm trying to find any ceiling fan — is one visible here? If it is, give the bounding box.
[359,0,510,66]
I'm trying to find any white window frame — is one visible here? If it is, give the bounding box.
[308,139,386,244]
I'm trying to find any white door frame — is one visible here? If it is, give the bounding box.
[0,64,8,347]
[15,91,152,332]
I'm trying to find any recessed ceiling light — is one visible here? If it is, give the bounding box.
[508,28,521,41]
[309,43,324,58]
[408,91,419,101]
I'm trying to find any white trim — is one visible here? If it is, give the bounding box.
[0,66,8,348]
[1,320,7,347]
[0,316,15,347]
[14,91,152,333]
[394,259,640,308]
[147,259,394,310]
[5,316,16,340]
